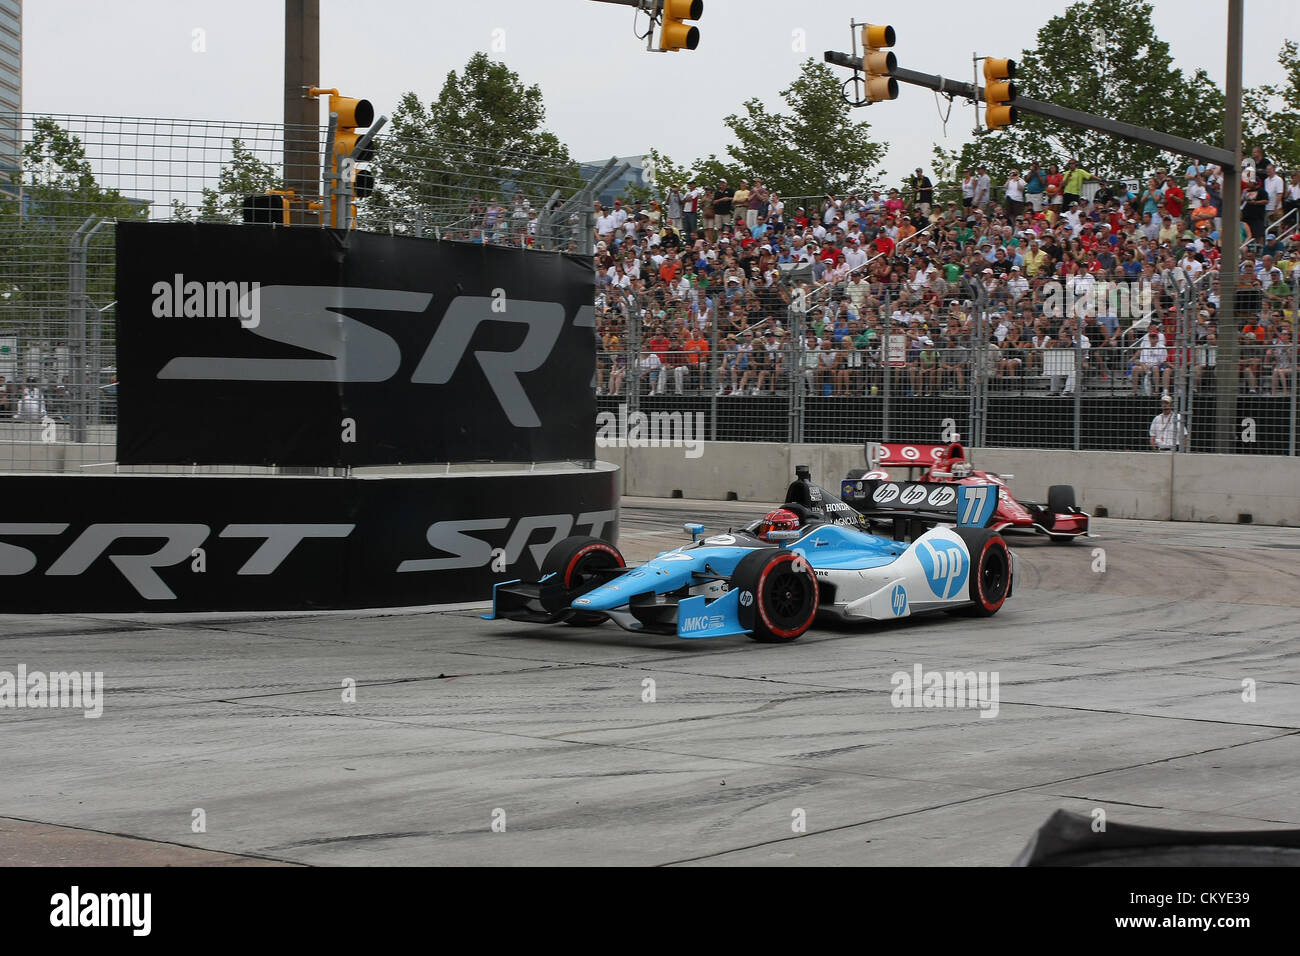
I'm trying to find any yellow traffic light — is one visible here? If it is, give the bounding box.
[660,0,702,52]
[983,58,1018,130]
[860,24,898,102]
[309,87,374,175]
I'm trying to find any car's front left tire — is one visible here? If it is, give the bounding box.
[732,549,819,643]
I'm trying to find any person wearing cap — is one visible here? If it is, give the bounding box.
[1149,395,1184,451]
[911,167,934,217]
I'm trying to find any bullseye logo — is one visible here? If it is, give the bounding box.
[890,584,908,616]
[917,539,968,599]
[901,446,920,460]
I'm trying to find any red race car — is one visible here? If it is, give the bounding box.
[847,441,1090,543]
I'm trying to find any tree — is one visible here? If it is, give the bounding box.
[0,118,146,344]
[941,0,1225,181]
[197,139,283,223]
[1244,41,1300,171]
[366,53,580,234]
[720,59,887,198]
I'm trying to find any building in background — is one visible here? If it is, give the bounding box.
[0,0,19,198]
[580,155,648,207]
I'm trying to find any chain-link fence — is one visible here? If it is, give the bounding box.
[0,113,614,473]
[596,260,1300,456]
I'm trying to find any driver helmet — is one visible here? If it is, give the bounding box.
[756,507,801,542]
[950,460,973,478]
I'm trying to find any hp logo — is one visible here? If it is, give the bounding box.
[890,584,908,616]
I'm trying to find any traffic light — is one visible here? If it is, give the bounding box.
[659,0,702,52]
[860,24,898,102]
[326,90,375,176]
[242,191,291,225]
[983,58,1018,130]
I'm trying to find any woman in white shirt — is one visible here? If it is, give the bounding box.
[1004,170,1026,218]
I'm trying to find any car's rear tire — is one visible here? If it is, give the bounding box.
[732,549,819,643]
[953,528,1011,617]
[846,468,869,480]
[540,536,625,625]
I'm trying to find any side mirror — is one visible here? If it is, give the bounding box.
[766,529,801,542]
[684,522,705,542]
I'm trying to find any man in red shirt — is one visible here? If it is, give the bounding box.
[1164,181,1185,222]
[873,231,896,258]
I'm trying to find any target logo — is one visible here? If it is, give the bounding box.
[901,446,920,461]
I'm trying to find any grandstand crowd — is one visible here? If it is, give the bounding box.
[583,152,1300,400]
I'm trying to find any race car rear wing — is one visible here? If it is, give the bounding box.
[867,442,950,472]
[839,478,1000,534]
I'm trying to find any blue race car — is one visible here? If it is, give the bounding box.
[486,466,1016,643]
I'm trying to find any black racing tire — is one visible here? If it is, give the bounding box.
[540,536,625,625]
[732,548,819,643]
[1047,484,1077,514]
[954,528,1011,617]
[846,468,869,480]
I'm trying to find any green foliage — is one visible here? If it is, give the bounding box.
[0,118,137,342]
[942,0,1226,180]
[366,53,579,231]
[617,60,888,207]
[1243,40,1300,171]
[720,60,886,197]
[198,139,283,223]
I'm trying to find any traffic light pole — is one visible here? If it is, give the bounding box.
[825,53,1237,170]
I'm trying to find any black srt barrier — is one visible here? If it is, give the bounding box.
[117,222,596,466]
[0,470,618,613]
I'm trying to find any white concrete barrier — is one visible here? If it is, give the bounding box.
[609,442,1300,527]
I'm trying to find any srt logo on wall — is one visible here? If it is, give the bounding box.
[157,287,575,429]
[115,222,596,466]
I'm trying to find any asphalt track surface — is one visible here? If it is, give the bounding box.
[0,498,1297,866]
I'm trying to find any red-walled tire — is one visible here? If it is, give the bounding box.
[732,549,819,643]
[540,536,625,625]
[955,529,1011,617]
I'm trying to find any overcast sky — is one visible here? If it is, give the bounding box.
[21,0,1298,187]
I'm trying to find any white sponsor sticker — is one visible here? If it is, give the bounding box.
[927,486,957,507]
[873,484,900,503]
[900,485,927,506]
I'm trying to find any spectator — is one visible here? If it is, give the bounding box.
[974,166,991,212]
[1271,327,1294,396]
[961,168,976,209]
[1024,161,1047,213]
[911,168,934,217]
[1004,168,1026,219]
[1263,164,1285,224]
[1132,325,1170,396]
[1149,394,1184,451]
